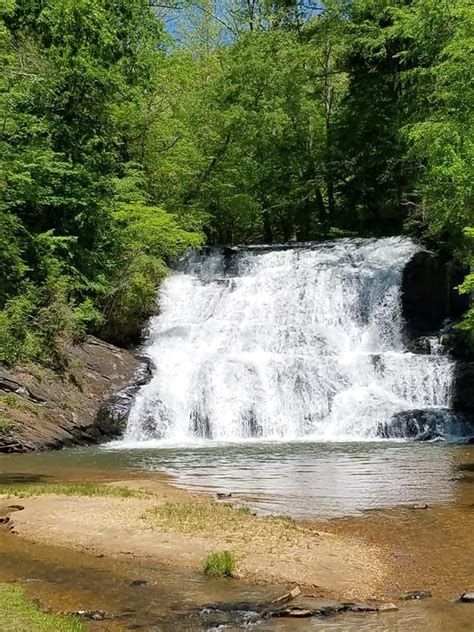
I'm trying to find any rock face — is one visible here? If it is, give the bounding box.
[0,337,146,452]
[452,362,474,413]
[402,251,468,338]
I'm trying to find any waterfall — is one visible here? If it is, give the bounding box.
[123,237,457,444]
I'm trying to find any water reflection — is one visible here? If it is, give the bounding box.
[105,441,466,518]
[0,442,471,518]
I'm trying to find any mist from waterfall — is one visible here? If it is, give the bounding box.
[123,237,455,444]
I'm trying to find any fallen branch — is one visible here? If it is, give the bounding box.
[271,586,301,606]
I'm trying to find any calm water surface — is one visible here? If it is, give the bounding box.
[2,440,471,518]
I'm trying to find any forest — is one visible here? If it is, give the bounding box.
[1,0,473,368]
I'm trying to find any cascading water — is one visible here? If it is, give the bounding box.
[123,237,458,444]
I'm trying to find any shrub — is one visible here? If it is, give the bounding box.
[202,551,236,578]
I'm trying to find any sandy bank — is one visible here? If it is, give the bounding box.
[1,478,387,600]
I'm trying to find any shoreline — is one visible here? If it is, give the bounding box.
[1,467,472,601]
[1,476,388,601]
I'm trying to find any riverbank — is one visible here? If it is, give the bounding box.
[0,477,386,599]
[0,337,144,453]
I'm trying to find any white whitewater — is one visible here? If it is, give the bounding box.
[123,237,454,443]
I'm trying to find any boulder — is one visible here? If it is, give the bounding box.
[376,409,473,441]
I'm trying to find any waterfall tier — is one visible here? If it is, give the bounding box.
[124,237,457,443]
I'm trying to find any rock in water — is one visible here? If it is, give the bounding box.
[401,591,432,600]
[272,607,313,618]
[458,592,474,603]
[72,610,107,621]
[129,579,149,587]
[377,409,472,441]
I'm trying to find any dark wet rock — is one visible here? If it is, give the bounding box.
[270,601,379,619]
[458,592,474,603]
[402,252,468,339]
[5,504,24,512]
[272,607,313,618]
[198,598,390,625]
[378,603,398,612]
[0,516,10,524]
[216,493,232,500]
[452,363,474,413]
[377,409,473,441]
[341,602,378,613]
[401,591,432,600]
[129,579,149,587]
[72,610,107,621]
[406,336,443,355]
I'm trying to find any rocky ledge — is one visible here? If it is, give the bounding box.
[0,337,150,453]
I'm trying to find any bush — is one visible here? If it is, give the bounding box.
[202,551,236,578]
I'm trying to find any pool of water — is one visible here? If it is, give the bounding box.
[2,440,471,518]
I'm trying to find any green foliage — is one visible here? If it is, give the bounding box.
[456,228,474,346]
[202,551,236,578]
[1,0,473,361]
[0,394,40,415]
[102,203,203,343]
[0,0,203,365]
